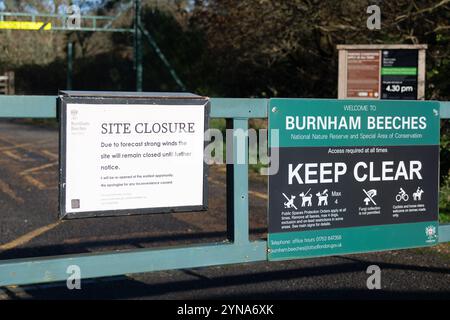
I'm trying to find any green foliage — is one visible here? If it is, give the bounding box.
[441,121,450,183]
[439,178,450,223]
[210,118,226,133]
[5,1,450,99]
[190,0,450,99]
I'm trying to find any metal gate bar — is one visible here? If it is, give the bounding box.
[0,96,448,287]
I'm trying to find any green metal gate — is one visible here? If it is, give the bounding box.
[0,96,449,287]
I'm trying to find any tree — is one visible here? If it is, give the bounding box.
[190,0,450,99]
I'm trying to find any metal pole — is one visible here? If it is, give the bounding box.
[134,0,143,92]
[139,25,187,91]
[67,42,73,90]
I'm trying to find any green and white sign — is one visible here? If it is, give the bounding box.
[268,99,440,261]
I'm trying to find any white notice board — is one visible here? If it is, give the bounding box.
[59,94,209,219]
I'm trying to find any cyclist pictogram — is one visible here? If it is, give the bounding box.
[395,188,409,202]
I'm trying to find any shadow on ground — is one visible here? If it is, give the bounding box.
[3,256,450,300]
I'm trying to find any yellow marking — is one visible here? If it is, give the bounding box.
[0,136,46,150]
[0,178,23,203]
[0,137,56,162]
[208,177,225,186]
[0,137,54,149]
[0,136,16,144]
[0,221,61,251]
[208,178,268,200]
[248,189,268,200]
[41,150,58,160]
[0,143,33,151]
[3,150,23,161]
[216,165,226,173]
[0,21,52,31]
[0,286,33,299]
[23,175,47,190]
[20,161,57,175]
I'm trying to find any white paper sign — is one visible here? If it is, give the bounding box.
[62,102,207,217]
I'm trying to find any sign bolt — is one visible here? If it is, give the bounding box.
[272,107,278,113]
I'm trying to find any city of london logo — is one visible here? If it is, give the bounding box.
[70,109,78,120]
[425,225,437,242]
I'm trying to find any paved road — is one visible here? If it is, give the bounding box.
[0,120,449,299]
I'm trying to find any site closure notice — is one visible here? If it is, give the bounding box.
[59,94,209,218]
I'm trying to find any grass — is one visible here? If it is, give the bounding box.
[209,118,268,174]
[440,213,450,223]
[209,118,226,133]
[439,180,450,223]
